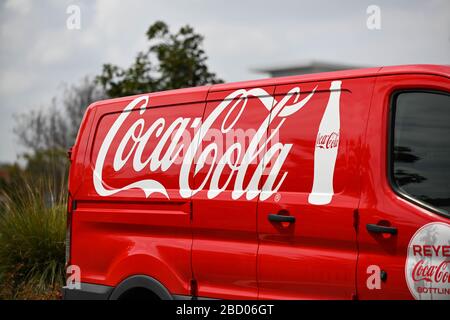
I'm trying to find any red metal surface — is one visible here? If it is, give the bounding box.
[67,65,449,299]
[356,73,450,299]
[257,77,376,299]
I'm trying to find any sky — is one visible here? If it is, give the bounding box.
[0,0,449,163]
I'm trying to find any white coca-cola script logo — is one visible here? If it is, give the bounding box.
[93,81,341,201]
[405,222,450,300]
[316,132,339,149]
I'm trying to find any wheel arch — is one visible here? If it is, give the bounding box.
[109,275,173,300]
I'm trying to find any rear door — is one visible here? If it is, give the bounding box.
[257,77,376,299]
[72,89,207,296]
[190,85,275,299]
[357,73,450,300]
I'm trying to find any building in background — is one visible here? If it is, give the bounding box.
[254,60,367,77]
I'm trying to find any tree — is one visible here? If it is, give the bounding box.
[15,21,221,156]
[14,77,104,153]
[12,20,221,190]
[97,21,223,98]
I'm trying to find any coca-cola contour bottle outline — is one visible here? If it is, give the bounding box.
[308,80,342,205]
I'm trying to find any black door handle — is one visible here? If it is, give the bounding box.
[366,224,397,235]
[268,214,295,223]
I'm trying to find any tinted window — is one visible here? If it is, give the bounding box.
[392,91,450,215]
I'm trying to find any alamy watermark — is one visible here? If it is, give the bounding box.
[66,4,81,30]
[366,264,382,290]
[66,265,81,289]
[366,5,381,30]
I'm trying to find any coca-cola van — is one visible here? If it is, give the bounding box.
[63,65,450,300]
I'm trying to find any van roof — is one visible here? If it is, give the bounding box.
[211,64,449,92]
[89,64,449,108]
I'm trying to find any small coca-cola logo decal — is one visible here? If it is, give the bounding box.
[316,132,339,149]
[411,260,450,283]
[405,222,450,300]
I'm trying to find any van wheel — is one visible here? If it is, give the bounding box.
[118,287,160,300]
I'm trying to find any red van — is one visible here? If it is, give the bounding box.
[62,65,450,300]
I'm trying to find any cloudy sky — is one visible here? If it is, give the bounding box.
[0,0,449,163]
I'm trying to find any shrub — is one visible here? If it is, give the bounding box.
[0,176,66,299]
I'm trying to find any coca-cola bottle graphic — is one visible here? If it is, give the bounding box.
[308,80,342,205]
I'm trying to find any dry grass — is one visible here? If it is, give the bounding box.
[0,176,66,300]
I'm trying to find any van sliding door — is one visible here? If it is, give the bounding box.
[256,77,375,299]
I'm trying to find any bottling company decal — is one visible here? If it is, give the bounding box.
[93,81,342,205]
[405,222,450,300]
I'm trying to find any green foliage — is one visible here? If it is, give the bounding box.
[97,20,223,98]
[0,163,22,199]
[0,175,66,299]
[22,149,69,196]
[0,149,69,209]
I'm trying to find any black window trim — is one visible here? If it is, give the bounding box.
[388,89,450,219]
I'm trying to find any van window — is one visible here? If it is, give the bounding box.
[391,91,450,215]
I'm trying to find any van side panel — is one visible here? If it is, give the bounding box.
[190,86,275,299]
[66,65,449,300]
[69,88,208,297]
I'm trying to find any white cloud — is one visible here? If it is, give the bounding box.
[28,31,71,65]
[0,70,37,95]
[4,0,33,15]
